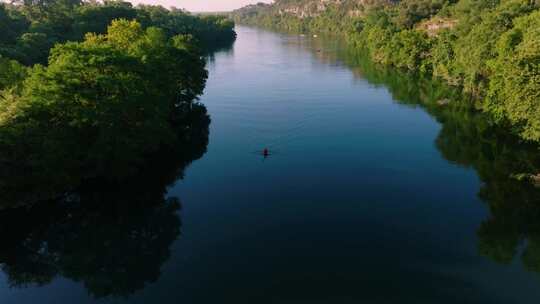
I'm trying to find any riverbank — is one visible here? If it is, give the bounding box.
[232,0,540,143]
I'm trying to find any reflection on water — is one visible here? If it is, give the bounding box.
[307,38,540,275]
[0,187,181,298]
[205,42,234,65]
[0,102,210,298]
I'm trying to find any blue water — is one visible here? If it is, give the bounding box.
[1,26,539,303]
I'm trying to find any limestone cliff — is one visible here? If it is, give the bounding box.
[233,0,395,20]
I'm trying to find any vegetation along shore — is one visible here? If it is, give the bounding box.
[232,0,540,144]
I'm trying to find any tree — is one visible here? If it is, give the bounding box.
[71,0,137,39]
[0,18,210,192]
[0,56,27,90]
[485,10,540,141]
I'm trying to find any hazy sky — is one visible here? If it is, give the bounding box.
[129,0,273,12]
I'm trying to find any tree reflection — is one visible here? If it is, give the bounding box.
[0,103,210,298]
[0,194,181,297]
[205,40,235,64]
[332,45,540,274]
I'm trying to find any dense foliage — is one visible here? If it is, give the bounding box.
[0,19,205,206]
[0,1,235,208]
[233,0,540,142]
[0,0,236,66]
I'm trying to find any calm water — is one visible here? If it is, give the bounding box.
[1,26,540,303]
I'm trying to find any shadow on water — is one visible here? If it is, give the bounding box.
[308,38,540,276]
[205,41,234,64]
[0,101,210,298]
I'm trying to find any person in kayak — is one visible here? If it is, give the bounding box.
[263,148,269,157]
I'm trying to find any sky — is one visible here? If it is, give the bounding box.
[129,0,273,12]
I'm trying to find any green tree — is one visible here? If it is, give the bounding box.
[71,0,137,39]
[0,19,208,186]
[485,10,540,141]
[0,56,27,90]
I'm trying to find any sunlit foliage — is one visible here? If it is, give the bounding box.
[0,16,215,207]
[0,0,236,65]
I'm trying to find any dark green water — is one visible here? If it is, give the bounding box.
[1,26,540,303]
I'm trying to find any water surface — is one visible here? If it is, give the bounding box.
[1,26,540,303]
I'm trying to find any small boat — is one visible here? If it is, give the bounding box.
[313,34,318,38]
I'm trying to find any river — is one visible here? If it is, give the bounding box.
[1,26,540,303]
